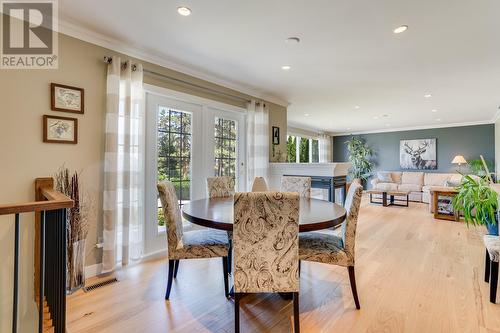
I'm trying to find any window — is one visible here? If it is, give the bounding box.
[286,135,297,163]
[214,117,238,181]
[157,107,192,228]
[286,135,320,163]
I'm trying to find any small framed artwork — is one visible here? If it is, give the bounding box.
[272,126,280,145]
[43,115,78,144]
[51,83,84,114]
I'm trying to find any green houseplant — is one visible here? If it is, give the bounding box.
[452,174,498,235]
[345,137,373,183]
[468,158,494,177]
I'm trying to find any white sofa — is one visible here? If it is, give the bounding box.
[370,171,462,203]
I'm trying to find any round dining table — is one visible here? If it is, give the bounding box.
[182,197,347,231]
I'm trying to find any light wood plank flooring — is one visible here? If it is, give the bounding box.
[67,197,500,333]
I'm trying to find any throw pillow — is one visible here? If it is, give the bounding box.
[377,172,393,183]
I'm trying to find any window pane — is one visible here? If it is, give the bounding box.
[312,139,319,163]
[299,137,309,163]
[286,135,297,163]
[214,117,238,183]
[156,107,192,228]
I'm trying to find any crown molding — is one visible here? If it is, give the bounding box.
[57,18,289,107]
[331,119,495,136]
[492,109,500,123]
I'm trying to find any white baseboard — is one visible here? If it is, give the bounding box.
[85,263,103,278]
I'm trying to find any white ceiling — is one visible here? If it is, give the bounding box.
[59,0,500,134]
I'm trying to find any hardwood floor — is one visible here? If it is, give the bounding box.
[67,197,500,333]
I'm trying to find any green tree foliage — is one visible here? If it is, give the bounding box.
[299,137,309,163]
[286,136,296,162]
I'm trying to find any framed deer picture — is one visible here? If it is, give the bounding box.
[400,138,437,170]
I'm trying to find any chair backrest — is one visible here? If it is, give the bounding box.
[251,176,269,192]
[341,183,363,259]
[280,176,311,198]
[233,192,300,293]
[157,181,184,256]
[207,176,235,198]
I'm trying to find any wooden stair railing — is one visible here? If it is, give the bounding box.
[0,178,73,333]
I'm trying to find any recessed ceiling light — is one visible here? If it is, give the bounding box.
[281,65,291,70]
[373,116,379,120]
[424,94,432,98]
[285,37,300,44]
[177,6,192,16]
[304,113,310,117]
[354,105,360,109]
[431,109,438,113]
[393,25,408,34]
[435,118,441,121]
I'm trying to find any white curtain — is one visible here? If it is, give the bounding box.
[246,100,269,191]
[319,134,332,163]
[102,56,145,273]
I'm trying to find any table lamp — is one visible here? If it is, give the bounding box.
[451,155,467,172]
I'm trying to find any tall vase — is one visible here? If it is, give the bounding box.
[67,239,86,294]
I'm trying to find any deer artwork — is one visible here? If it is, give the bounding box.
[403,141,437,169]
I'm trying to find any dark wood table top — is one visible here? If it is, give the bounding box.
[182,197,347,232]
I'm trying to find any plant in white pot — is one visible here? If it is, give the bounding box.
[345,137,373,186]
[452,174,498,235]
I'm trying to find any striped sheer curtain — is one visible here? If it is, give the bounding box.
[102,57,145,273]
[246,100,269,191]
[319,134,332,163]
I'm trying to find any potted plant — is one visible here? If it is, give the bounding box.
[452,174,498,235]
[468,158,495,179]
[345,137,373,186]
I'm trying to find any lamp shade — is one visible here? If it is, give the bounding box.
[451,155,467,164]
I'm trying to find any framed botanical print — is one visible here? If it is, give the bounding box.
[43,115,78,144]
[51,83,84,113]
[272,126,280,145]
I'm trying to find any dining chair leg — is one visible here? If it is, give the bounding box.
[485,249,491,283]
[348,266,361,309]
[298,260,301,277]
[165,259,175,300]
[222,256,229,298]
[228,239,233,275]
[234,293,241,333]
[293,292,300,333]
[174,260,180,279]
[490,261,498,303]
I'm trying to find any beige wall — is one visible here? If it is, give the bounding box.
[0,33,287,330]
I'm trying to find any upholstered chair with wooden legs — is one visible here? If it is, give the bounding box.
[206,176,235,198]
[158,181,230,300]
[298,183,363,309]
[484,235,499,303]
[281,176,311,198]
[251,176,269,192]
[233,192,300,333]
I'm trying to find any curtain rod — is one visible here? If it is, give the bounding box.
[103,56,260,105]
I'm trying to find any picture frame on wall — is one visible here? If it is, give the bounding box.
[272,126,280,145]
[400,138,437,170]
[43,115,78,144]
[51,83,84,114]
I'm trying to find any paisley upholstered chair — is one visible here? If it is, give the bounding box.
[206,176,235,198]
[233,192,300,333]
[484,235,499,303]
[298,183,363,309]
[157,181,230,300]
[280,176,311,198]
[251,176,269,192]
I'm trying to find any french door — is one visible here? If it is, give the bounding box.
[144,92,245,254]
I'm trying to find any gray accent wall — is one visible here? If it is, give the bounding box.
[332,124,495,181]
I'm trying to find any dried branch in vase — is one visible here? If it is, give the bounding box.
[54,165,92,292]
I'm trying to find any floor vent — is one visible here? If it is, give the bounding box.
[84,277,118,292]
